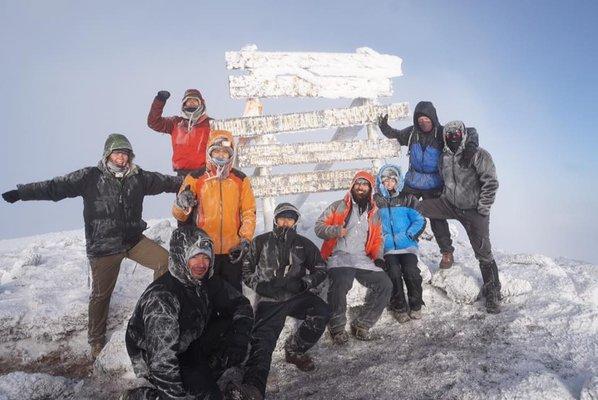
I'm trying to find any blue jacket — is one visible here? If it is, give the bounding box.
[374,165,426,254]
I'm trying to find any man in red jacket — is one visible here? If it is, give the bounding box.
[147,89,211,176]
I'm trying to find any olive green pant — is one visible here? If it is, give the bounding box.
[88,236,168,345]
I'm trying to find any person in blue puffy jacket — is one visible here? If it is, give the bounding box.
[378,101,479,270]
[373,164,427,323]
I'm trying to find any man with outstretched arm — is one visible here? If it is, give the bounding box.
[416,121,501,313]
[378,101,479,269]
[1,134,182,358]
[147,88,212,176]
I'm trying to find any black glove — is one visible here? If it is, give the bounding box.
[156,90,171,101]
[175,185,197,209]
[2,190,20,204]
[223,335,249,368]
[229,239,250,264]
[459,142,477,168]
[374,259,387,270]
[378,114,392,135]
[284,277,307,294]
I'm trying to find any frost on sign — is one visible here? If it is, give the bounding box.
[226,46,403,99]
[237,139,400,168]
[251,168,377,198]
[210,102,409,137]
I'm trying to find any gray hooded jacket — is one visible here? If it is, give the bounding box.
[440,122,499,215]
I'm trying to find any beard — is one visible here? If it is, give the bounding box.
[351,187,371,214]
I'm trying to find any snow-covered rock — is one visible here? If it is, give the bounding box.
[0,209,596,399]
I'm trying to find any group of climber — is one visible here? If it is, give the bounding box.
[1,89,500,399]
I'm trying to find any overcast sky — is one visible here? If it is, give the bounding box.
[1,0,597,263]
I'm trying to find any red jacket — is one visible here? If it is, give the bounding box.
[147,97,211,171]
[315,171,384,261]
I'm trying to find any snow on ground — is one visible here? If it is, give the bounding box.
[0,206,596,399]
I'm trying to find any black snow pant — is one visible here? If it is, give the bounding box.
[416,198,501,293]
[213,254,242,292]
[243,292,331,397]
[327,267,392,333]
[126,317,233,400]
[402,187,454,254]
[384,253,424,312]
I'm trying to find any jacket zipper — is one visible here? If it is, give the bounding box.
[386,202,398,249]
[219,180,223,254]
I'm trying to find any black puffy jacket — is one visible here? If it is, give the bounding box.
[242,228,327,302]
[16,162,181,257]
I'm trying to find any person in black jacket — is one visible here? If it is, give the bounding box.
[378,102,479,270]
[123,225,254,400]
[1,134,182,358]
[229,203,330,400]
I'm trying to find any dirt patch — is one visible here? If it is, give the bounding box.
[0,349,93,379]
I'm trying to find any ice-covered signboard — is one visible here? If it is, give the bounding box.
[210,45,409,224]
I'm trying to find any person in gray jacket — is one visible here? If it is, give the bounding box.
[416,121,501,313]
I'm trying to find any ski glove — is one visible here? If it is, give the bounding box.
[378,114,392,136]
[156,90,170,101]
[374,259,387,270]
[459,142,477,168]
[2,190,20,204]
[229,239,251,264]
[223,331,250,368]
[284,277,307,294]
[176,186,197,210]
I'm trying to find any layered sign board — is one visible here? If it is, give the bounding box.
[210,102,409,137]
[251,168,377,198]
[237,139,400,168]
[226,45,403,99]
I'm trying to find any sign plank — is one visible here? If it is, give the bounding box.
[210,102,409,137]
[250,168,376,198]
[237,139,400,167]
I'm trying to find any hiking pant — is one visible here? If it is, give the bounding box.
[416,197,494,264]
[213,254,242,292]
[243,292,331,396]
[384,253,424,312]
[88,236,168,345]
[403,187,454,254]
[327,267,392,333]
[125,317,232,400]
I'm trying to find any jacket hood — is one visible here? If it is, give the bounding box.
[102,133,135,161]
[273,202,301,229]
[207,130,235,150]
[413,101,440,130]
[443,120,468,153]
[168,225,214,287]
[376,164,404,198]
[345,170,376,208]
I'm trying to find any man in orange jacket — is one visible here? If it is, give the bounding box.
[148,89,211,176]
[315,171,392,344]
[172,130,256,291]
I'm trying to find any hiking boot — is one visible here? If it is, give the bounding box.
[439,252,454,269]
[224,382,263,400]
[485,287,501,314]
[409,309,422,320]
[328,329,349,346]
[350,322,374,341]
[389,309,411,323]
[285,349,315,372]
[90,341,105,360]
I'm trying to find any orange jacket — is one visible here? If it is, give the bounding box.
[314,171,384,261]
[172,131,256,254]
[147,97,211,171]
